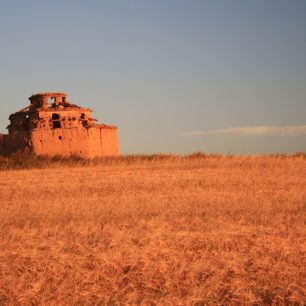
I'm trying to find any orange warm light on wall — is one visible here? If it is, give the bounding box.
[0,92,119,158]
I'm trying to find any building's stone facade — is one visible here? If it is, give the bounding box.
[0,92,119,158]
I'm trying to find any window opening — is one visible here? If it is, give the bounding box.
[80,113,85,119]
[48,97,54,107]
[52,113,61,129]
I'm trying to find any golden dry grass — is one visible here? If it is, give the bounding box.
[0,155,305,305]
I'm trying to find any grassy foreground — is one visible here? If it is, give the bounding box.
[0,154,305,305]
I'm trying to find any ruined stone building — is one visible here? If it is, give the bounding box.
[0,92,119,158]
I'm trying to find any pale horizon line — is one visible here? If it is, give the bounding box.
[180,124,306,137]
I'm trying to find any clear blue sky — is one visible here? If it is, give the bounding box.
[0,0,305,154]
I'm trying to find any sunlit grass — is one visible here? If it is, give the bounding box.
[0,154,305,304]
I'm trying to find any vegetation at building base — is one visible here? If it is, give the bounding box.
[0,151,305,170]
[0,154,305,304]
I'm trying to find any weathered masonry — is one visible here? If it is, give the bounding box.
[0,92,119,158]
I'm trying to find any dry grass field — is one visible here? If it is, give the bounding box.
[0,154,305,305]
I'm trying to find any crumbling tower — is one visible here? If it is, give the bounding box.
[0,92,119,157]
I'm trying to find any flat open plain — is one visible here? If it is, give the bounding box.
[0,155,305,305]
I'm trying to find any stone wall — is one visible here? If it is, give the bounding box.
[0,132,30,156]
[0,134,5,155]
[30,125,119,158]
[1,92,120,158]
